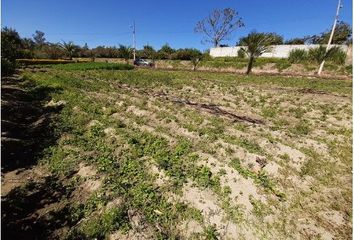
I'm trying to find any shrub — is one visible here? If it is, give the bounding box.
[308,46,327,64]
[308,45,347,65]
[2,58,16,76]
[171,48,202,60]
[288,49,308,63]
[327,46,346,65]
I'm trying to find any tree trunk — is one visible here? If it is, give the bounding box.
[246,56,254,75]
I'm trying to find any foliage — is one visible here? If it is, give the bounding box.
[312,21,352,44]
[194,8,244,47]
[118,45,132,62]
[238,32,280,74]
[156,43,176,59]
[59,41,79,60]
[1,27,23,75]
[32,30,46,45]
[285,38,305,44]
[288,49,308,63]
[51,62,134,70]
[16,59,75,65]
[138,45,156,60]
[171,48,202,60]
[237,48,246,58]
[308,45,346,64]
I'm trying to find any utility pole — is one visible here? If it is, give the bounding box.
[318,0,342,75]
[132,21,136,61]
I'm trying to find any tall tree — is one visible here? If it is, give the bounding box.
[59,41,78,60]
[238,32,280,74]
[319,21,352,44]
[118,45,132,63]
[33,30,46,45]
[140,45,156,60]
[157,43,175,59]
[195,8,244,47]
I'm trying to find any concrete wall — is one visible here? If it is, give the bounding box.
[210,45,349,58]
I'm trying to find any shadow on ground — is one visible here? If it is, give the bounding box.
[2,175,77,239]
[1,74,62,172]
[1,73,77,239]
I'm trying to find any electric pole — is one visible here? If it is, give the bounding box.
[132,21,136,61]
[318,0,342,75]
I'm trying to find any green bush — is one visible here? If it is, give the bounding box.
[1,58,16,76]
[327,46,346,65]
[308,46,327,64]
[308,46,346,65]
[288,49,308,63]
[171,48,202,60]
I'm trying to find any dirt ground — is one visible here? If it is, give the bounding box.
[1,67,352,239]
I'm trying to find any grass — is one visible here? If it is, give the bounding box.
[51,62,134,70]
[10,64,352,239]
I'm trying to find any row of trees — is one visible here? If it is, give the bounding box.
[1,27,203,61]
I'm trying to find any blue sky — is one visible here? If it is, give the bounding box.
[2,0,352,51]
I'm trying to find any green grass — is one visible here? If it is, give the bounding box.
[14,66,352,239]
[51,62,134,71]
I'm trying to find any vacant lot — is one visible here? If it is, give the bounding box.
[2,63,352,239]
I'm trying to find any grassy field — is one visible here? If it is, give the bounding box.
[2,63,352,239]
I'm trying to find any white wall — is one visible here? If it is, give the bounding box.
[210,45,349,58]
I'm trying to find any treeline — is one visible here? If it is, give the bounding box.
[232,21,352,46]
[1,27,204,60]
[1,27,206,75]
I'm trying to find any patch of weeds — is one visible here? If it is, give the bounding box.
[239,138,262,154]
[250,196,272,218]
[291,120,311,135]
[69,206,130,239]
[261,107,278,118]
[192,166,219,188]
[202,225,219,240]
[229,158,285,200]
[289,107,306,119]
[278,153,290,163]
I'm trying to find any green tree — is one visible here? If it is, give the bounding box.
[285,38,305,45]
[118,45,132,63]
[1,27,23,75]
[157,44,175,59]
[238,32,279,74]
[320,21,352,44]
[140,45,156,60]
[303,22,352,45]
[32,30,46,46]
[59,41,79,60]
[195,8,244,47]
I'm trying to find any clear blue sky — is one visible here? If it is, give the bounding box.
[2,0,352,51]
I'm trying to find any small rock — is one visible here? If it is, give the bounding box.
[45,100,67,107]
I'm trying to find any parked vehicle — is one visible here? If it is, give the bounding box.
[133,58,154,67]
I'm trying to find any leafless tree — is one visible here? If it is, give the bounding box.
[194,8,244,47]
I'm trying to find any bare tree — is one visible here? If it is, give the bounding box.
[195,8,244,47]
